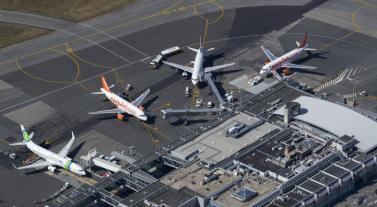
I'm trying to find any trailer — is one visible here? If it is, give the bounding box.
[161,46,181,56]
[149,46,182,69]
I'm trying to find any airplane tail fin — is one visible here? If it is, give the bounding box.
[21,124,34,142]
[298,33,308,48]
[101,75,111,92]
[92,75,114,94]
[10,124,34,145]
[188,36,205,53]
[10,142,26,146]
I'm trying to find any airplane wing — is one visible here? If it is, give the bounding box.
[131,89,150,107]
[58,132,75,157]
[14,160,51,170]
[88,108,124,115]
[204,63,235,73]
[261,45,277,61]
[282,63,317,70]
[162,61,193,73]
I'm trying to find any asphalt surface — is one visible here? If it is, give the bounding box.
[2,0,377,206]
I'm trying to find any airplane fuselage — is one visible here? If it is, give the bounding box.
[102,89,147,121]
[25,140,85,175]
[191,48,205,85]
[261,47,305,75]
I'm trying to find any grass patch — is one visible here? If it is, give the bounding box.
[0,22,50,48]
[0,0,135,22]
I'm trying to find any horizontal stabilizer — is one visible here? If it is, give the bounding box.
[188,47,198,53]
[304,48,316,51]
[296,41,300,48]
[9,142,26,146]
[91,84,114,95]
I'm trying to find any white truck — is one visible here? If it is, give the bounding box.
[149,46,181,69]
[195,98,203,107]
[185,86,190,98]
[225,93,236,103]
[161,46,181,56]
[248,75,263,86]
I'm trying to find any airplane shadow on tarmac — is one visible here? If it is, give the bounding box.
[290,51,330,75]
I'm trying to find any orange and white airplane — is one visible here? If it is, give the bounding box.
[89,75,150,121]
[260,33,317,76]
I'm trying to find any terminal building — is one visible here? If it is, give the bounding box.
[48,94,377,207]
[274,96,377,153]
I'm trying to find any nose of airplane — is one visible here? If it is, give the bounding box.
[139,113,148,121]
[192,79,198,85]
[72,163,86,176]
[260,66,269,75]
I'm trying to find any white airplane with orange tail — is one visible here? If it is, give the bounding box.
[89,75,150,121]
[260,33,317,76]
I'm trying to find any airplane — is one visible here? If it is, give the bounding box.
[260,33,317,77]
[10,125,86,176]
[89,75,150,121]
[163,37,235,85]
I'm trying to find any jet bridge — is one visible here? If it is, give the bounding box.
[161,107,224,120]
[204,73,226,106]
[160,72,229,119]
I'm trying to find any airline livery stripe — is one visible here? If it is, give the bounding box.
[64,160,72,171]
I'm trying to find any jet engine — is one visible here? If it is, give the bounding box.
[48,165,56,173]
[116,113,125,120]
[282,68,291,76]
[182,71,188,79]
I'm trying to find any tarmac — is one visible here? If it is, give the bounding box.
[1,0,377,205]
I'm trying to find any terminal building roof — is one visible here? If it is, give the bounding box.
[274,96,377,152]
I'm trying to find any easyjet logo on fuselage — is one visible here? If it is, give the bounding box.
[108,94,137,115]
[270,49,301,70]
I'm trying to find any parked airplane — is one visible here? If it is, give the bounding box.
[89,75,150,121]
[260,33,317,76]
[163,37,235,85]
[10,125,86,176]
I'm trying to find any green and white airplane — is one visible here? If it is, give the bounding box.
[10,125,86,176]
